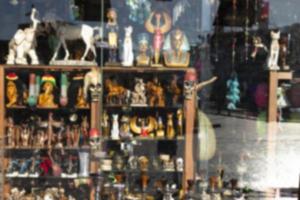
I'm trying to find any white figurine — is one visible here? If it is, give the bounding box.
[122,26,134,66]
[111,114,120,140]
[267,30,280,70]
[83,67,102,101]
[131,78,147,106]
[6,7,40,65]
[49,21,102,63]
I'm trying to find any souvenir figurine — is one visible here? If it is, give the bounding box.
[176,157,183,172]
[20,125,30,147]
[120,115,132,138]
[141,173,149,192]
[6,7,40,65]
[78,150,90,177]
[81,116,89,146]
[156,116,165,138]
[27,73,40,107]
[6,159,20,177]
[49,21,101,65]
[106,8,119,64]
[122,26,134,67]
[267,30,280,70]
[138,156,149,171]
[168,74,181,105]
[251,36,268,59]
[131,78,147,106]
[89,128,100,149]
[38,75,58,108]
[176,109,183,137]
[59,73,69,106]
[7,188,26,200]
[111,114,120,140]
[76,86,89,108]
[136,33,150,66]
[163,184,177,200]
[6,73,19,107]
[146,77,165,107]
[279,36,290,70]
[128,156,138,170]
[35,130,47,148]
[145,11,172,67]
[130,116,156,137]
[102,110,110,137]
[166,113,175,139]
[105,78,128,105]
[163,28,190,67]
[6,117,17,147]
[84,67,102,101]
[101,159,112,171]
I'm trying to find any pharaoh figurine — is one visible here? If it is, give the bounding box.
[145,11,172,67]
[6,73,19,107]
[106,8,119,64]
[38,75,58,108]
[136,33,150,66]
[163,28,190,67]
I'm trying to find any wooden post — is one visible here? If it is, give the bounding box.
[268,71,292,122]
[0,66,5,199]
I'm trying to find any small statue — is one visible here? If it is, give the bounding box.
[166,113,175,139]
[38,75,58,108]
[6,117,18,147]
[59,73,68,106]
[111,114,120,140]
[20,125,30,147]
[138,156,149,171]
[176,109,183,137]
[120,115,131,138]
[6,73,19,107]
[35,130,47,148]
[122,26,134,67]
[7,188,26,200]
[176,157,183,172]
[146,77,165,107]
[106,8,119,64]
[168,74,181,105]
[102,110,110,137]
[279,36,290,70]
[131,78,147,106]
[145,11,172,66]
[267,30,280,70]
[84,67,102,102]
[130,116,156,137]
[76,86,89,108]
[81,116,89,146]
[136,33,150,66]
[89,128,100,149]
[156,116,165,138]
[163,28,190,67]
[141,173,149,192]
[251,36,268,59]
[6,7,40,65]
[105,78,128,105]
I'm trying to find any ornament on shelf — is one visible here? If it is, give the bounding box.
[168,74,181,105]
[279,36,290,70]
[251,36,268,59]
[105,78,128,105]
[38,74,57,108]
[145,11,172,67]
[163,28,190,68]
[120,115,132,138]
[176,109,183,137]
[130,116,156,137]
[136,33,150,66]
[27,73,40,107]
[267,30,280,70]
[138,156,149,172]
[106,8,119,64]
[156,116,165,138]
[131,78,147,106]
[146,77,165,107]
[6,117,18,148]
[166,113,175,139]
[102,111,110,138]
[122,26,134,67]
[111,114,120,140]
[59,73,69,106]
[78,150,90,177]
[226,73,240,110]
[6,7,40,65]
[89,128,100,149]
[6,73,19,107]
[84,67,102,102]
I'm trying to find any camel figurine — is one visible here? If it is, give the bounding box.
[6,7,40,65]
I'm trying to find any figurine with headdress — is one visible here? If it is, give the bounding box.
[38,75,58,108]
[68,74,89,108]
[106,8,119,64]
[6,73,19,107]
[163,28,190,67]
[136,33,150,66]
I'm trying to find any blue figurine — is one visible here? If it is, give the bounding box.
[226,74,240,110]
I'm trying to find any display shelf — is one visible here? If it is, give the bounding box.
[101,169,183,174]
[4,65,95,71]
[5,176,90,180]
[101,137,185,142]
[103,66,189,73]
[103,105,182,110]
[4,147,91,151]
[5,106,90,111]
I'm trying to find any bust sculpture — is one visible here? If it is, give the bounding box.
[38,75,57,108]
[163,28,190,67]
[136,33,150,66]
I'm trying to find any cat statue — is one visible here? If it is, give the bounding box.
[111,114,120,140]
[122,26,134,66]
[267,30,280,70]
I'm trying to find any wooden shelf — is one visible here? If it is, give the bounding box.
[103,105,182,110]
[5,176,89,180]
[4,147,90,151]
[2,65,95,71]
[101,169,183,174]
[103,66,189,73]
[101,137,184,142]
[6,106,90,111]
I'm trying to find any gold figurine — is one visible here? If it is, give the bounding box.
[76,86,88,108]
[6,73,19,107]
[38,75,58,108]
[136,33,150,66]
[130,116,156,137]
[176,109,183,137]
[166,113,175,139]
[146,77,165,107]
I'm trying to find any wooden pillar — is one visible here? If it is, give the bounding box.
[268,71,292,122]
[0,67,5,199]
[183,69,197,190]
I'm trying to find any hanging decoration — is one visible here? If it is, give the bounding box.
[226,73,240,110]
[173,0,190,25]
[126,0,151,25]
